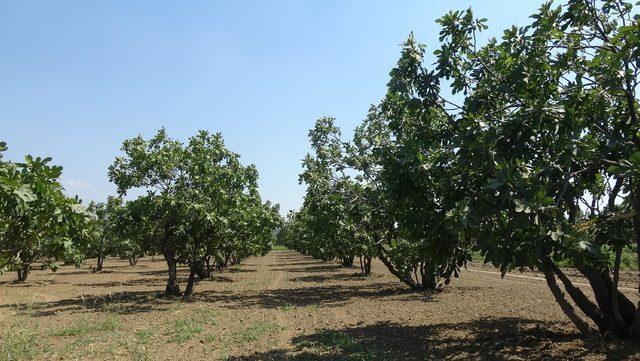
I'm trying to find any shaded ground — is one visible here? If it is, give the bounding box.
[0,251,638,360]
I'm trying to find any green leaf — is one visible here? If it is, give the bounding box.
[14,184,37,203]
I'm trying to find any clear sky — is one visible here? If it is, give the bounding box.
[0,1,544,215]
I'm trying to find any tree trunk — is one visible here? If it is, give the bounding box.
[420,262,438,290]
[544,258,609,333]
[363,255,372,275]
[96,256,104,272]
[540,260,597,337]
[16,263,30,282]
[183,269,196,299]
[205,255,212,278]
[377,244,420,290]
[224,253,230,268]
[163,250,181,296]
[632,181,640,340]
[341,255,355,267]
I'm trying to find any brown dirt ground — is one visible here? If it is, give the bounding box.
[0,250,639,360]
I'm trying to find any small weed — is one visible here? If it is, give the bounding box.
[0,326,43,361]
[203,333,216,343]
[297,330,375,361]
[280,303,296,312]
[194,306,219,325]
[97,315,121,331]
[53,319,91,337]
[136,329,155,344]
[131,348,152,361]
[53,315,120,337]
[236,321,280,343]
[166,318,204,343]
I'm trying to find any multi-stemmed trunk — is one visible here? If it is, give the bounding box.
[128,256,139,266]
[376,243,439,291]
[359,255,372,275]
[182,259,207,299]
[16,263,30,282]
[341,255,355,267]
[539,255,638,340]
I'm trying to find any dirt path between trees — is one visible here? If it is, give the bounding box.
[0,250,638,360]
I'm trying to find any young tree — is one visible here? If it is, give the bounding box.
[87,197,122,271]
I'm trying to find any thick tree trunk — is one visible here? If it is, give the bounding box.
[163,250,181,296]
[420,262,438,290]
[16,263,30,282]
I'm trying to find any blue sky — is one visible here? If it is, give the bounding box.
[0,1,543,214]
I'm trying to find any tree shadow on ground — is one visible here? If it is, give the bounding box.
[1,278,421,318]
[0,290,177,317]
[72,277,166,288]
[290,273,368,283]
[227,318,639,360]
[206,275,235,283]
[224,268,257,273]
[193,282,424,310]
[272,264,344,273]
[266,261,325,267]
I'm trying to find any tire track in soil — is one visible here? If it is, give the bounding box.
[467,267,638,293]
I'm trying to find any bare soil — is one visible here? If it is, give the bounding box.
[0,250,639,360]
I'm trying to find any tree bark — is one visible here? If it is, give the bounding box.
[544,258,608,332]
[341,255,355,267]
[163,249,181,296]
[632,181,640,340]
[96,256,104,272]
[183,269,196,299]
[16,263,30,282]
[363,255,372,275]
[540,260,597,337]
[420,262,438,290]
[204,255,212,278]
[377,244,420,290]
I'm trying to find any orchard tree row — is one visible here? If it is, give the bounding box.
[280,0,640,340]
[0,129,281,299]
